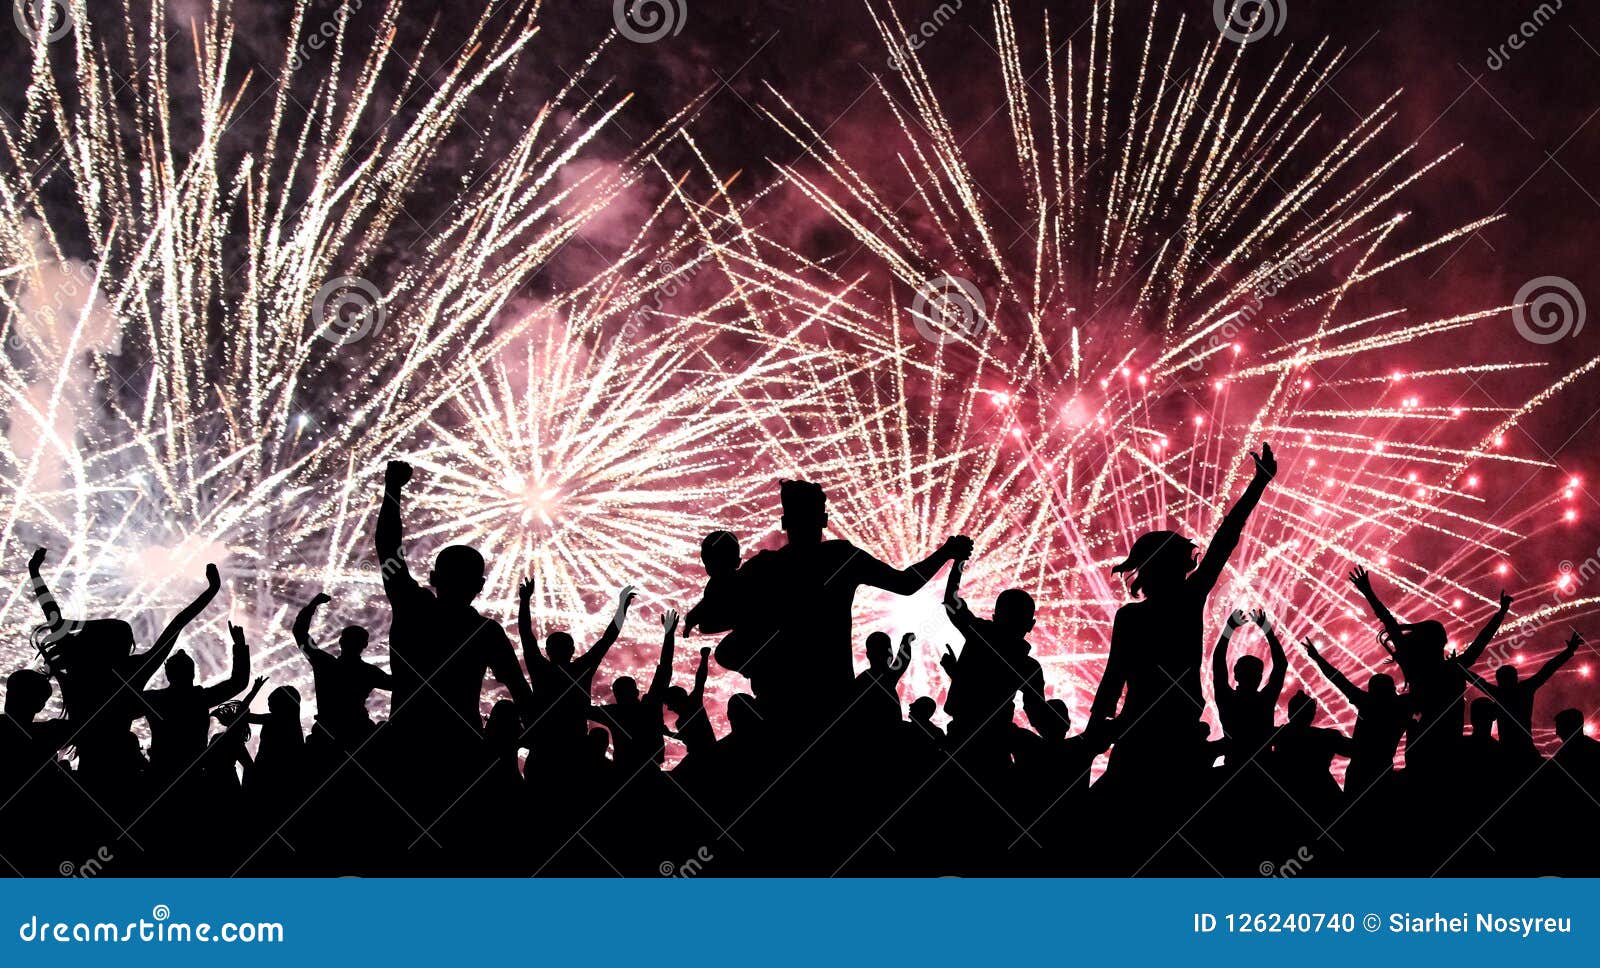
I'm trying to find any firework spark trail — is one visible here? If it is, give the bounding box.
[0,1,846,721]
[725,0,1600,749]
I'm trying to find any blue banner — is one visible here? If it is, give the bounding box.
[0,879,1590,966]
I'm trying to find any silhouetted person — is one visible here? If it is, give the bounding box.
[1017,699,1112,803]
[1211,608,1287,767]
[520,576,637,766]
[1462,631,1580,762]
[0,669,69,786]
[663,647,715,762]
[292,593,392,747]
[1301,635,1409,796]
[30,549,222,782]
[1464,697,1509,776]
[140,622,251,777]
[591,609,678,775]
[198,675,268,801]
[376,460,535,746]
[908,696,945,746]
[716,480,971,726]
[1350,567,1511,773]
[683,530,740,637]
[1554,708,1600,785]
[853,631,914,727]
[941,557,1048,772]
[1092,443,1278,787]
[1268,691,1350,817]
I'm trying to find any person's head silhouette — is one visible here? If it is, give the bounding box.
[486,699,520,751]
[1232,654,1264,691]
[663,685,691,716]
[1495,664,1520,689]
[1286,690,1316,727]
[612,676,638,705]
[865,631,893,671]
[338,625,369,659]
[701,530,740,577]
[909,696,937,724]
[164,650,196,688]
[993,589,1036,639]
[545,631,576,664]
[4,669,52,720]
[1112,531,1197,597]
[1035,698,1071,742]
[267,685,301,719]
[1391,621,1448,667]
[779,480,827,545]
[430,545,486,605]
[1469,697,1497,738]
[1369,672,1396,699]
[728,693,761,734]
[1555,708,1585,743]
[586,726,611,762]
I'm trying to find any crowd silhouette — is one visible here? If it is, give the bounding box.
[3,445,1597,876]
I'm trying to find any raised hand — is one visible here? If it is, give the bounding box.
[699,646,712,660]
[662,608,680,633]
[228,622,247,648]
[942,535,974,561]
[1499,590,1514,612]
[1348,566,1372,594]
[518,577,535,604]
[1251,608,1270,631]
[1226,608,1249,628]
[310,592,332,607]
[1567,631,1585,653]
[940,645,958,674]
[1300,636,1320,656]
[612,584,638,627]
[385,459,413,491]
[205,563,221,593]
[28,547,46,573]
[1249,442,1277,480]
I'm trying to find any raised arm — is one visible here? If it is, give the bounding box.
[1527,632,1582,691]
[1212,609,1246,694]
[942,556,977,636]
[132,563,222,689]
[1302,637,1362,706]
[1348,567,1405,644]
[1256,609,1288,700]
[516,576,549,678]
[890,632,914,686]
[199,623,252,706]
[579,585,638,674]
[1190,444,1276,592]
[27,548,66,638]
[689,646,710,705]
[645,609,678,703]
[857,536,973,596]
[487,629,536,713]
[375,460,419,596]
[1459,590,1513,667]
[292,593,332,657]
